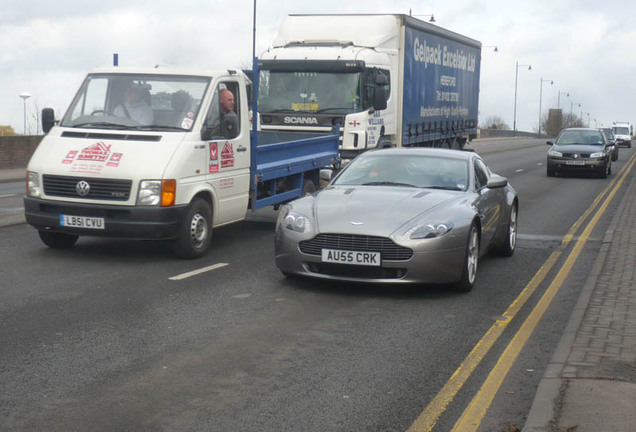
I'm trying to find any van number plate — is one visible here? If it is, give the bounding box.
[321,248,381,266]
[60,214,105,229]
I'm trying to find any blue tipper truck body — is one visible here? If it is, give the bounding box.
[257,14,482,155]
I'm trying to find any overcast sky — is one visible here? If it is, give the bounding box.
[2,0,635,134]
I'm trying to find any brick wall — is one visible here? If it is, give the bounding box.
[0,136,42,169]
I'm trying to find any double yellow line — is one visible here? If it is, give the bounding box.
[408,152,636,432]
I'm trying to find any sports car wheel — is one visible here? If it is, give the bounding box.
[494,203,517,257]
[455,223,480,292]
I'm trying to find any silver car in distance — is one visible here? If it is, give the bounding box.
[274,148,518,291]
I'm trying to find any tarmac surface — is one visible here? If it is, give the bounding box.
[2,139,635,431]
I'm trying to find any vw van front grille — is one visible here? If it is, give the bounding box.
[43,175,132,201]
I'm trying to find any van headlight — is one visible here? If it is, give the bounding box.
[590,151,605,158]
[27,171,41,197]
[548,150,562,157]
[137,180,162,206]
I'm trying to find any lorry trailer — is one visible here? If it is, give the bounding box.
[257,14,482,158]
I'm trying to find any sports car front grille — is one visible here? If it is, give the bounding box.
[306,262,407,279]
[43,175,132,201]
[299,233,413,261]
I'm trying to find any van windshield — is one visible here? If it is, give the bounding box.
[60,73,210,131]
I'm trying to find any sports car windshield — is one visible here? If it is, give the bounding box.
[60,73,210,131]
[334,154,469,191]
[556,130,605,145]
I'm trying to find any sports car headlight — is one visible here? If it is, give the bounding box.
[401,221,454,240]
[279,208,312,233]
[590,151,605,158]
[548,150,562,157]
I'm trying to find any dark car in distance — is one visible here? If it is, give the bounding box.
[599,127,619,161]
[546,128,612,178]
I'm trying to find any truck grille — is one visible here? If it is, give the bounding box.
[299,233,413,261]
[43,175,132,201]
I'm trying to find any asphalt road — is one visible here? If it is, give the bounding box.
[0,139,632,431]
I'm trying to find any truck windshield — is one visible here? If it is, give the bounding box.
[60,73,210,131]
[258,71,361,114]
[612,127,629,135]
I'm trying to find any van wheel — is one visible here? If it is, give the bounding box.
[173,198,213,259]
[38,230,79,248]
[301,179,316,196]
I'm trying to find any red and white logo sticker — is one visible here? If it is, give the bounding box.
[221,142,234,168]
[78,142,111,162]
[209,142,219,173]
[62,150,78,164]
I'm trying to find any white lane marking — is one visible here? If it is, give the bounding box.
[515,169,524,172]
[537,162,543,166]
[169,263,229,280]
[0,194,19,198]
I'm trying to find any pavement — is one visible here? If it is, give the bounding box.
[1,142,636,431]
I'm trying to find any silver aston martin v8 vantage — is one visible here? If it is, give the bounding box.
[274,148,518,291]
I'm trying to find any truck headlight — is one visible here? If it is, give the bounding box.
[27,171,41,197]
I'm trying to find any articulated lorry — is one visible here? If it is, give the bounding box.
[257,14,481,159]
[24,65,339,258]
[611,121,632,148]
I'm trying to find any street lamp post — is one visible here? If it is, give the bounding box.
[557,90,569,110]
[538,77,553,136]
[18,92,31,135]
[513,61,532,136]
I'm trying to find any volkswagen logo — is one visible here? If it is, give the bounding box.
[76,180,90,197]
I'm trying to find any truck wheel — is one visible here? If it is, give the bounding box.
[302,179,316,196]
[38,230,79,248]
[173,197,213,259]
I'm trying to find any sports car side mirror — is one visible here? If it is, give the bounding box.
[487,175,508,189]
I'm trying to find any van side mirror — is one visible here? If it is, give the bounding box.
[373,74,388,111]
[42,108,55,133]
[546,141,554,146]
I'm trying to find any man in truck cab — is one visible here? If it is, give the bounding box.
[113,83,154,125]
[219,88,239,138]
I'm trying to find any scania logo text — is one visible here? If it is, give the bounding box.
[76,180,90,197]
[283,116,318,125]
